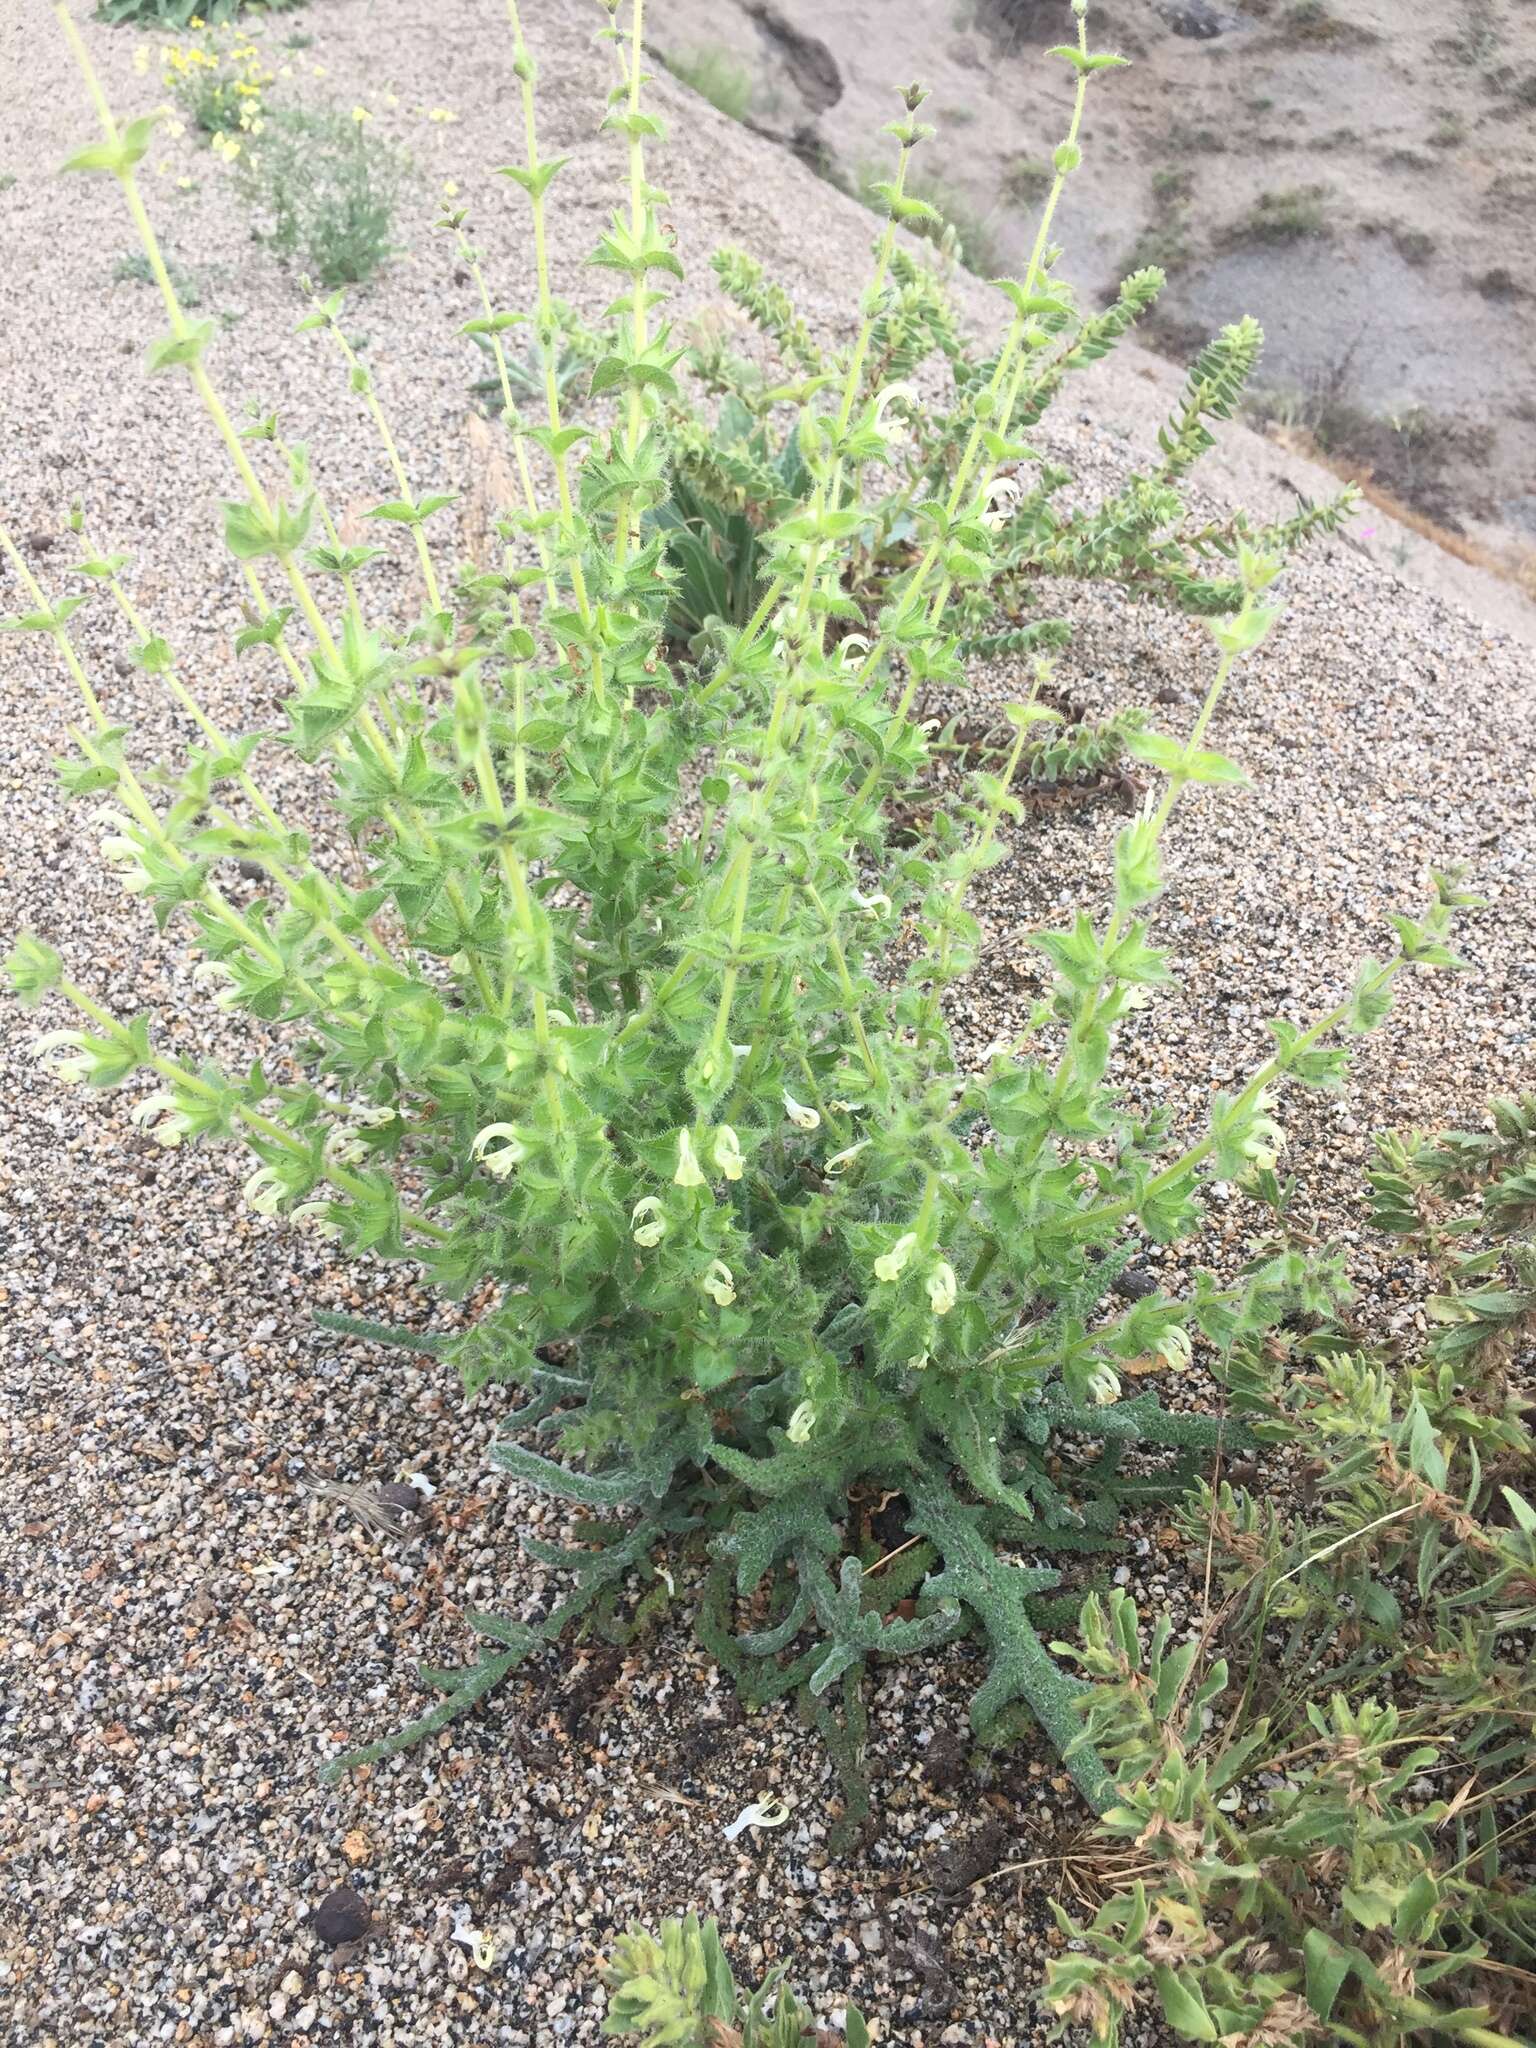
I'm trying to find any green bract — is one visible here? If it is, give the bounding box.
[5,1,1471,1829]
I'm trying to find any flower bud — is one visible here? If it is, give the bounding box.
[786,1401,815,1443]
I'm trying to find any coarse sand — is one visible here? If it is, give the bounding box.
[1,3,1532,2044]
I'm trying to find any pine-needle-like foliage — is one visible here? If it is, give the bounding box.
[4,0,1469,1830]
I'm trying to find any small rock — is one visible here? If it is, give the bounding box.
[1112,1266,1159,1301]
[1159,0,1241,36]
[310,1885,371,1948]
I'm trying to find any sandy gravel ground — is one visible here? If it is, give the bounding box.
[1,3,1533,2044]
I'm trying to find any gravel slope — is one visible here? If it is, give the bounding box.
[1,3,1533,2045]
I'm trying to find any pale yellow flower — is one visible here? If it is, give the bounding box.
[703,1260,736,1307]
[926,1261,958,1316]
[630,1197,666,1249]
[673,1129,706,1188]
[1086,1365,1121,1407]
[1156,1326,1193,1370]
[712,1125,743,1182]
[471,1122,525,1179]
[874,1232,917,1284]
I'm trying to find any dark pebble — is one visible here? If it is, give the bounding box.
[1112,1266,1159,1300]
[311,1886,371,1947]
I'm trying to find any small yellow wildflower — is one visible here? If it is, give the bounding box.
[426,106,458,123]
[132,44,150,73]
[874,1232,917,1284]
[926,1261,958,1316]
[442,178,460,198]
[351,105,373,124]
[702,1260,736,1308]
[673,1129,706,1188]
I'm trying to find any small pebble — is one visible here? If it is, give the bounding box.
[310,1887,371,1948]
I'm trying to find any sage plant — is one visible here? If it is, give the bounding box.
[4,0,1470,1821]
